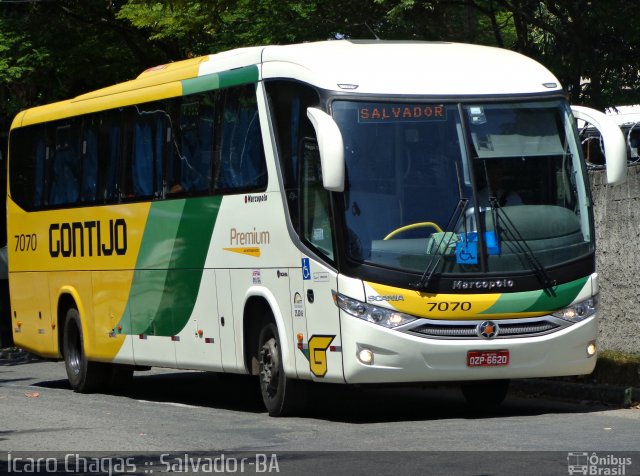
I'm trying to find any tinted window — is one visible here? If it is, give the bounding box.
[81,116,99,202]
[8,125,45,210]
[265,80,320,232]
[8,82,266,210]
[124,103,168,200]
[214,85,267,193]
[167,92,216,195]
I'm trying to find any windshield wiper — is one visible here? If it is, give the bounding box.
[481,161,556,294]
[412,198,468,289]
[488,197,557,294]
[413,162,469,289]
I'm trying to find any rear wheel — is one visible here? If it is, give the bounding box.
[258,322,307,416]
[461,379,510,410]
[63,308,109,393]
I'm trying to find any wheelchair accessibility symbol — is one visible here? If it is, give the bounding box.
[456,241,478,264]
[302,258,311,280]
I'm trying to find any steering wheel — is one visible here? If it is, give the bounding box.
[384,221,443,240]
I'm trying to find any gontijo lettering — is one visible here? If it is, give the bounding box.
[49,219,127,257]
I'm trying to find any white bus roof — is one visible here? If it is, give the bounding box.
[200,40,563,96]
[14,40,564,128]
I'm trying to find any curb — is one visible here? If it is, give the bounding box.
[511,379,640,407]
[0,347,32,362]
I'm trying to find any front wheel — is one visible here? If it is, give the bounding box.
[258,322,307,416]
[63,308,109,393]
[461,379,510,411]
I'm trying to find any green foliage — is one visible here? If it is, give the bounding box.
[116,1,219,55]
[499,0,640,107]
[2,0,640,133]
[0,29,47,84]
[374,0,518,45]
[217,0,319,46]
[0,0,168,129]
[115,0,388,52]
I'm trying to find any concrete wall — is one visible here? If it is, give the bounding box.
[590,166,640,354]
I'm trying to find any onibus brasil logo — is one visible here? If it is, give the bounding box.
[567,452,632,475]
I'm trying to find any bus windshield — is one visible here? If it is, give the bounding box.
[332,99,592,276]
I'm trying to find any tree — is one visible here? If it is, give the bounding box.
[375,0,640,108]
[116,0,389,54]
[0,0,169,129]
[2,0,640,129]
[494,0,640,108]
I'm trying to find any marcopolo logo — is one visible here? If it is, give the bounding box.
[452,279,514,291]
[244,194,268,204]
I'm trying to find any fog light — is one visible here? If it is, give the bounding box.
[357,348,374,365]
[586,341,597,357]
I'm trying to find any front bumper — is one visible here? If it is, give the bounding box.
[340,310,598,384]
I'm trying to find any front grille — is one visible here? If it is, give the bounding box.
[498,321,559,336]
[405,317,565,339]
[410,323,477,338]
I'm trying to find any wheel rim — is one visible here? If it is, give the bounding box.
[259,337,280,398]
[66,322,82,377]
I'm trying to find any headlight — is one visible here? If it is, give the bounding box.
[551,296,597,323]
[333,292,417,328]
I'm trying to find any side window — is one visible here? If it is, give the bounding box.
[81,116,99,202]
[264,80,320,232]
[49,120,80,206]
[33,133,47,208]
[213,85,267,193]
[8,125,46,210]
[300,140,334,259]
[98,110,123,203]
[123,103,168,200]
[168,92,215,195]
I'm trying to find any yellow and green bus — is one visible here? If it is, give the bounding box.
[7,41,626,416]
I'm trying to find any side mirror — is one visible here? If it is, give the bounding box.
[571,105,627,185]
[306,107,345,192]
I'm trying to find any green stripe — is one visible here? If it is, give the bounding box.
[480,288,541,315]
[481,276,589,315]
[181,65,259,96]
[182,74,220,96]
[119,196,222,336]
[522,276,589,313]
[218,65,259,88]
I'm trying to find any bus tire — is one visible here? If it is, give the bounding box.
[62,307,108,393]
[258,322,307,417]
[461,379,510,410]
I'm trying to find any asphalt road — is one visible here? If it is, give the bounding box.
[1,357,639,475]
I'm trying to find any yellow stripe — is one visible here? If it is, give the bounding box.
[365,281,500,320]
[19,82,183,126]
[7,198,150,272]
[10,110,26,129]
[223,247,261,257]
[14,56,207,127]
[77,56,206,100]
